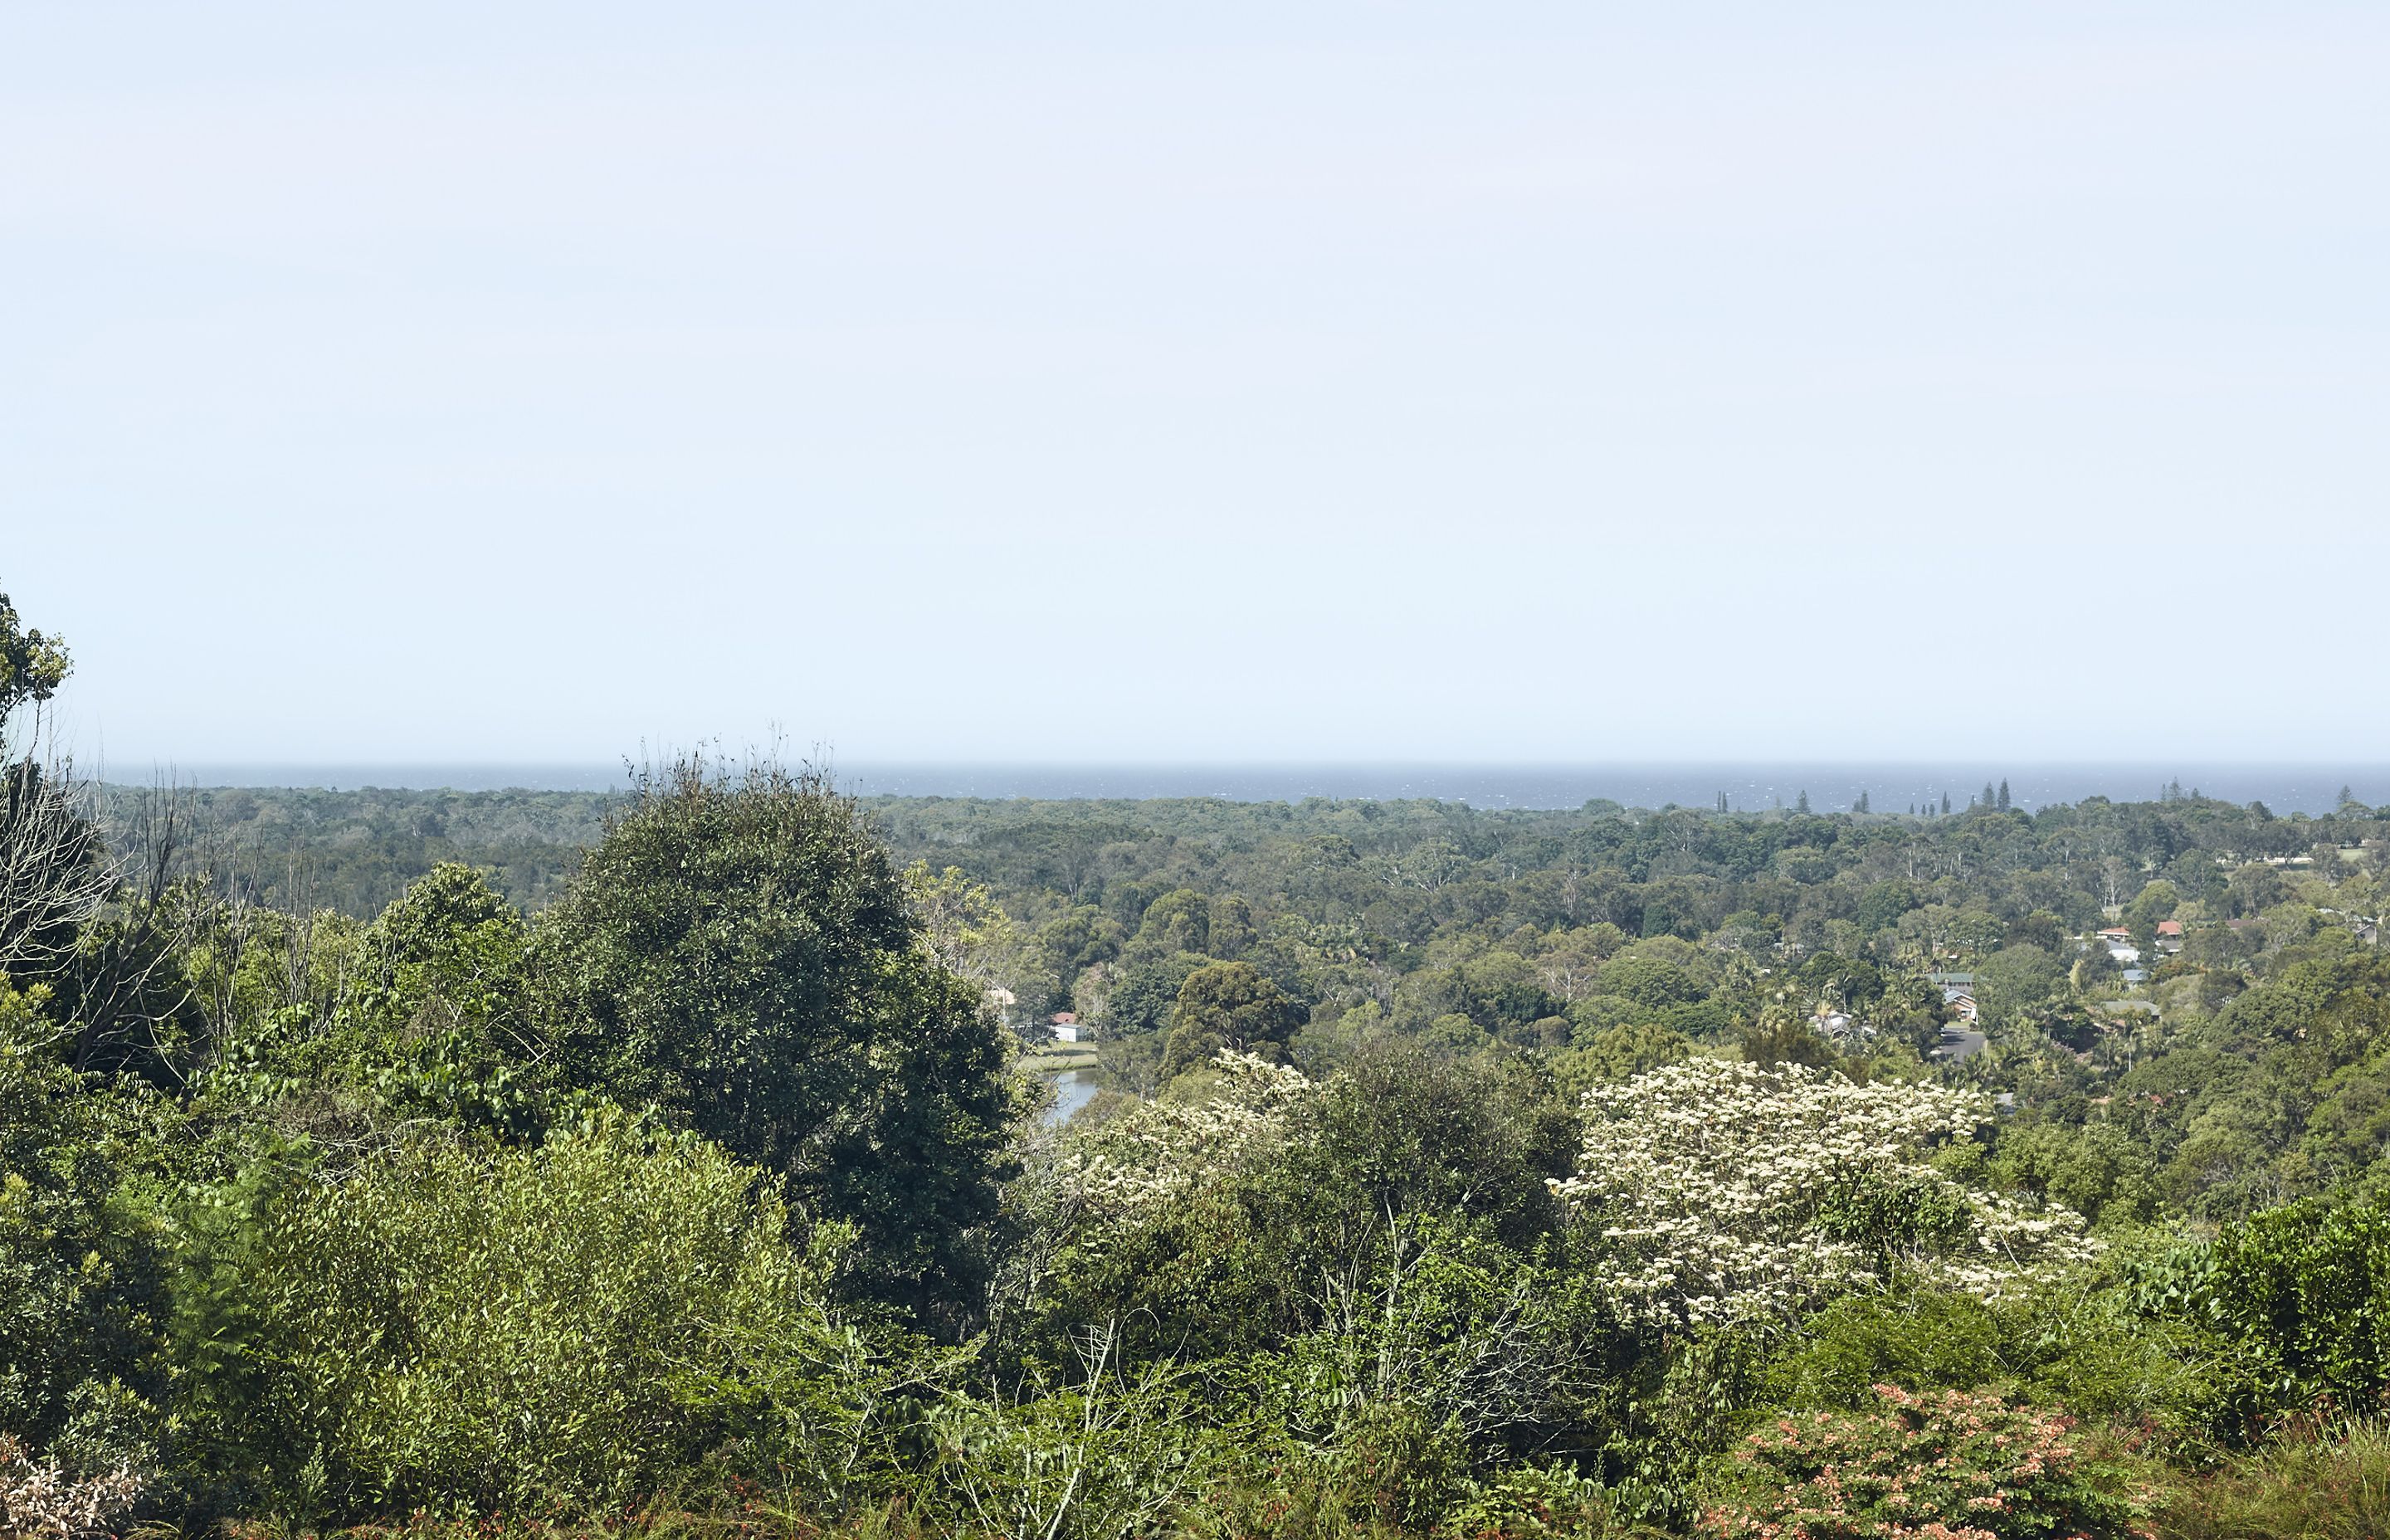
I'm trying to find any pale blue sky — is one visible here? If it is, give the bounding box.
[6,3,2386,768]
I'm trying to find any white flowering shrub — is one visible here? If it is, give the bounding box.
[1553,1059,2099,1328]
[1056,1050,1314,1222]
[0,1434,140,1540]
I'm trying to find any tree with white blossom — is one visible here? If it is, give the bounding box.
[1553,1058,2098,1329]
[1056,1050,1316,1224]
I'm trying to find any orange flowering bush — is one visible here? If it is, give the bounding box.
[1696,1385,2140,1540]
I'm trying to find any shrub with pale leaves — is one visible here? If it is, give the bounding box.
[0,1434,140,1540]
[1553,1059,2098,1328]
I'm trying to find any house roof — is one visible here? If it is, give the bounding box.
[1050,1011,1078,1025]
[2156,920,2184,937]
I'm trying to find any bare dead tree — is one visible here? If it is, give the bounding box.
[60,772,233,1078]
[0,704,113,980]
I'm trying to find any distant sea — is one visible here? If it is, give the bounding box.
[120,763,2389,817]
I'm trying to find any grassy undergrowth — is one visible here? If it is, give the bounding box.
[130,1427,2390,1540]
[2149,1421,2390,1540]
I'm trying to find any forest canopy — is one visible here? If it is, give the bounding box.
[7,582,2390,1539]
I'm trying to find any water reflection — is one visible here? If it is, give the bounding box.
[1044,1069,1098,1128]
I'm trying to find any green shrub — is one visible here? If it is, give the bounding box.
[1319,1403,1472,1532]
[0,983,168,1476]
[1432,1462,1619,1539]
[178,1114,929,1518]
[1764,1291,2012,1410]
[1768,1274,2236,1457]
[2202,1198,2390,1413]
[924,1344,1225,1540]
[1032,1045,1580,1377]
[1256,1216,1606,1464]
[2129,1196,2390,1438]
[1696,1385,2141,1539]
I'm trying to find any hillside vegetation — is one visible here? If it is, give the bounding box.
[8,585,2390,1540]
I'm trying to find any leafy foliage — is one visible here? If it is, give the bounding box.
[531,758,1016,1324]
[0,985,167,1477]
[175,1114,928,1518]
[1696,1385,2139,1539]
[2130,1193,2390,1436]
[0,591,71,734]
[1158,962,1302,1078]
[0,1430,142,1540]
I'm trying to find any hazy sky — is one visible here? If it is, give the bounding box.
[6,2,2386,768]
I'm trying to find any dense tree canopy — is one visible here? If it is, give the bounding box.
[532,758,1015,1322]
[0,587,2380,1539]
[1158,960,1301,1077]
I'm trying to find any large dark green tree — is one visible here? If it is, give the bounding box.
[1159,959,1303,1078]
[533,757,1016,1328]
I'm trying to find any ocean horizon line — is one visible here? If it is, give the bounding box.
[89,760,2390,817]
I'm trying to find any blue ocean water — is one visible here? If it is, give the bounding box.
[129,763,2388,816]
